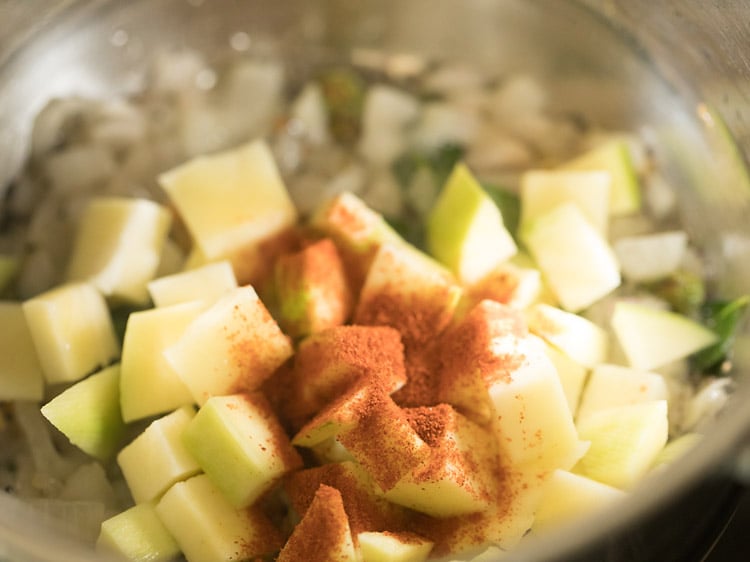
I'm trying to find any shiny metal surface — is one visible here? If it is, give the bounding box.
[1,1,749,560]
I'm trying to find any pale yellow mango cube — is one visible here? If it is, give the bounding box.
[164,286,293,404]
[22,282,119,384]
[117,406,201,504]
[156,474,283,561]
[66,197,172,304]
[159,139,297,272]
[147,260,237,308]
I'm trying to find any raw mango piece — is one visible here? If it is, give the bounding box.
[525,303,609,368]
[336,391,432,493]
[40,364,125,460]
[97,502,180,562]
[611,300,719,371]
[576,364,668,422]
[158,139,298,284]
[147,260,237,308]
[358,531,433,562]
[439,300,582,472]
[355,242,462,350]
[164,286,293,404]
[488,333,582,472]
[437,300,529,425]
[540,340,588,416]
[120,301,203,422]
[520,169,611,235]
[427,163,517,285]
[532,469,625,532]
[613,231,688,283]
[0,302,44,401]
[574,400,669,488]
[117,406,201,504]
[523,203,621,312]
[562,138,641,216]
[311,191,404,291]
[460,261,543,314]
[413,467,542,554]
[182,393,301,508]
[382,405,496,517]
[275,238,354,338]
[156,474,283,562]
[292,383,379,448]
[22,282,120,384]
[66,197,172,305]
[277,485,358,562]
[283,461,408,537]
[286,325,406,426]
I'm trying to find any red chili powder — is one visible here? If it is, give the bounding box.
[276,484,352,562]
[234,506,285,559]
[293,325,406,412]
[438,300,527,388]
[404,405,491,504]
[338,391,431,492]
[392,347,442,408]
[283,462,409,536]
[355,284,457,351]
[226,292,293,395]
[230,225,303,288]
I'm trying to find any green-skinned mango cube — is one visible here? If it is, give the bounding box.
[183,393,302,507]
[97,502,180,562]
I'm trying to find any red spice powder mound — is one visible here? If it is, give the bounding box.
[291,379,389,446]
[293,325,406,406]
[405,404,451,447]
[276,484,352,562]
[235,506,285,559]
[283,463,409,536]
[403,404,491,507]
[355,285,457,351]
[338,391,431,492]
[392,344,442,407]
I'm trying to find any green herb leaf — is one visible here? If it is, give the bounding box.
[692,295,750,374]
